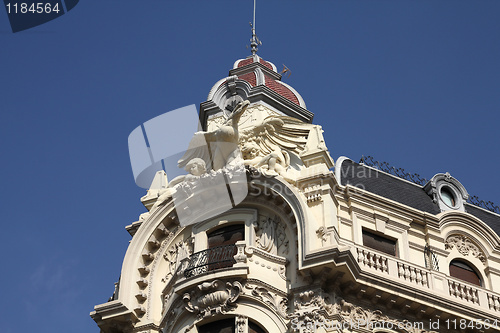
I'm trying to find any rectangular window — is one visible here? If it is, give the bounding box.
[362,229,397,256]
[206,224,244,271]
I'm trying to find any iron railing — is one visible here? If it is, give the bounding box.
[359,155,428,186]
[468,195,500,214]
[183,244,237,278]
[360,155,500,214]
[424,244,439,271]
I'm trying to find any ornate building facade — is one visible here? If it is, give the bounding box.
[91,51,500,333]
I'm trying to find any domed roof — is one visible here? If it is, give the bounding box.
[231,55,305,108]
[201,54,313,129]
[207,55,306,109]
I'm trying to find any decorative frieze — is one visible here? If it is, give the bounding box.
[289,288,439,333]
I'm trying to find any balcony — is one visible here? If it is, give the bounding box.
[171,241,249,294]
[353,244,500,315]
[183,244,237,278]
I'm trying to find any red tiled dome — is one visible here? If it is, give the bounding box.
[238,72,256,87]
[209,55,306,109]
[264,76,299,105]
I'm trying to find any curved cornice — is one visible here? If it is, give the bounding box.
[438,210,500,251]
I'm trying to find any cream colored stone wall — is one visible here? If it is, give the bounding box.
[92,101,500,333]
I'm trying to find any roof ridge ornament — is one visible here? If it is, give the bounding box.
[250,0,262,55]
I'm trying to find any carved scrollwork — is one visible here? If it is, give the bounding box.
[445,234,487,263]
[244,281,289,318]
[183,280,242,319]
[289,288,439,333]
[316,226,328,244]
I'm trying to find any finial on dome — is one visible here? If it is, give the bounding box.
[250,0,261,55]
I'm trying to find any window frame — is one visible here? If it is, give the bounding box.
[449,259,482,287]
[362,228,398,257]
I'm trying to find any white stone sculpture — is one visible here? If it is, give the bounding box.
[238,116,307,178]
[241,141,289,177]
[178,100,251,171]
[150,158,207,212]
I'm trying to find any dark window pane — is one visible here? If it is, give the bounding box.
[208,224,244,248]
[198,318,235,333]
[362,230,397,256]
[249,320,267,333]
[206,224,244,271]
[450,260,481,286]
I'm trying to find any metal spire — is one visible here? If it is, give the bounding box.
[250,0,261,55]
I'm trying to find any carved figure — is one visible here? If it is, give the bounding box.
[241,142,290,177]
[178,100,251,171]
[150,158,207,212]
[238,115,309,179]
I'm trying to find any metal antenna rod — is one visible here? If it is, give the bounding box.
[253,0,256,34]
[250,0,260,55]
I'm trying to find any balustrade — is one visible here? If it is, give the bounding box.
[448,279,480,305]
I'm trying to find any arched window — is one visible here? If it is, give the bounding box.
[197,318,267,333]
[198,318,234,333]
[249,321,267,333]
[449,259,482,286]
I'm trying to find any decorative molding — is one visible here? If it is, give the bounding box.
[445,234,487,263]
[316,227,328,244]
[147,225,181,319]
[183,280,243,319]
[235,315,248,333]
[247,244,288,281]
[162,237,193,283]
[243,281,289,319]
[289,288,439,333]
[162,295,185,333]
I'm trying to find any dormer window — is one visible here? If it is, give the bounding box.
[424,172,469,212]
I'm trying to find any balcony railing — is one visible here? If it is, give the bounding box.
[183,244,237,278]
[353,244,500,314]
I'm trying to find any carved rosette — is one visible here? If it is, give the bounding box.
[445,234,487,263]
[183,280,242,319]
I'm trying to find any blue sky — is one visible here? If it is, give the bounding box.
[1,1,499,332]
